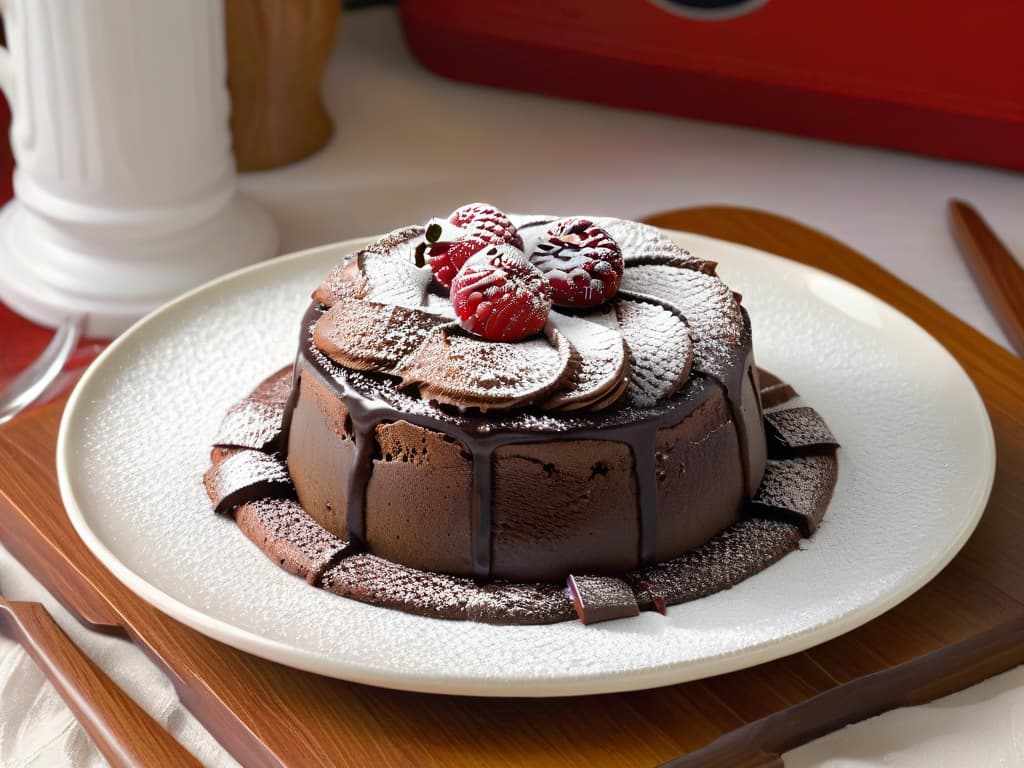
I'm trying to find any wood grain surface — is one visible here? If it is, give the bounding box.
[0,207,1021,767]
[225,0,338,171]
[0,598,202,768]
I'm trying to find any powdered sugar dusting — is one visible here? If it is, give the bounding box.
[312,215,746,413]
[313,299,452,375]
[543,312,628,411]
[621,263,743,378]
[614,298,694,406]
[356,227,431,308]
[594,217,715,273]
[400,326,573,411]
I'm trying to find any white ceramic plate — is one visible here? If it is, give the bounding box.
[57,231,995,697]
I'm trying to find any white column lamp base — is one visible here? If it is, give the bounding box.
[0,195,278,338]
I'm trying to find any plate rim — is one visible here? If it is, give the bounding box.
[56,230,996,697]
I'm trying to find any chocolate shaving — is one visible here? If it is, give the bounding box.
[313,256,366,308]
[612,297,693,406]
[400,325,575,411]
[204,450,293,515]
[313,299,453,376]
[213,398,285,452]
[749,455,838,535]
[356,229,431,309]
[567,574,640,624]
[236,498,352,584]
[764,407,839,457]
[542,312,628,411]
[593,218,717,274]
[620,262,742,379]
[312,226,424,308]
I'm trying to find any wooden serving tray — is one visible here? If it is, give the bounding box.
[1,207,1021,767]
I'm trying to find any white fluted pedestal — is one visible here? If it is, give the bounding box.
[0,196,276,338]
[0,0,279,337]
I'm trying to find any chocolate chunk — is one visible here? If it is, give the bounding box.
[567,574,640,624]
[466,582,575,625]
[204,449,294,515]
[765,407,839,457]
[212,367,293,451]
[248,366,293,406]
[638,582,668,615]
[749,455,839,535]
[235,498,352,584]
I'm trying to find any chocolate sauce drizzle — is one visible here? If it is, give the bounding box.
[282,303,759,579]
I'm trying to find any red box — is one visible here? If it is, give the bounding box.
[400,0,1024,171]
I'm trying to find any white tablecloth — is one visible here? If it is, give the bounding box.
[1,7,1021,766]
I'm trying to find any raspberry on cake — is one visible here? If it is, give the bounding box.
[528,217,624,308]
[207,208,839,625]
[450,244,552,341]
[424,202,524,288]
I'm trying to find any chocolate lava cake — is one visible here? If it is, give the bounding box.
[205,205,839,625]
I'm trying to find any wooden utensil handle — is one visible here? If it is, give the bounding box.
[948,199,1024,357]
[0,486,124,631]
[0,601,202,768]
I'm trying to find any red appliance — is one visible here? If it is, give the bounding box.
[399,0,1024,171]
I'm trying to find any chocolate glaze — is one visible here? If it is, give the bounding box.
[215,365,837,624]
[282,301,763,579]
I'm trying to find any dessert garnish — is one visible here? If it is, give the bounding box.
[527,217,623,308]
[424,203,524,288]
[450,244,552,341]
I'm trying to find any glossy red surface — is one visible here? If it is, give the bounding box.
[400,0,1024,171]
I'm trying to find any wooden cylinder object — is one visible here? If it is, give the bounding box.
[225,0,339,171]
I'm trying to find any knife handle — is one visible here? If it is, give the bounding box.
[0,600,202,768]
[948,199,1024,357]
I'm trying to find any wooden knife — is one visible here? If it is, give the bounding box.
[948,199,1024,357]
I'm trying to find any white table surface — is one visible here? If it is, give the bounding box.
[1,7,1021,767]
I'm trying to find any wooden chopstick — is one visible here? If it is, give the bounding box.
[659,614,1024,767]
[948,199,1024,357]
[0,597,202,768]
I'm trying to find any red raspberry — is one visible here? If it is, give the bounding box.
[425,203,524,288]
[447,203,524,249]
[450,244,552,342]
[528,218,623,308]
